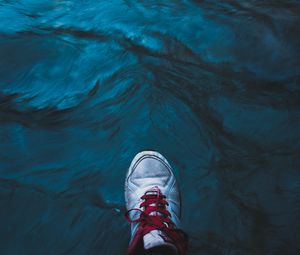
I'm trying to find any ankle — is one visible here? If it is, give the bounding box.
[145,245,177,255]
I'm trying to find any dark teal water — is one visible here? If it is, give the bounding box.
[0,1,300,254]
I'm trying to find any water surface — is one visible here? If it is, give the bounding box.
[0,1,300,254]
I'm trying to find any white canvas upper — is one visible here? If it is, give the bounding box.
[125,151,181,252]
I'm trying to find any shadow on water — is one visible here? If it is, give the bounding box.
[0,1,300,254]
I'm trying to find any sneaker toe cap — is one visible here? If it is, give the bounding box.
[127,151,173,188]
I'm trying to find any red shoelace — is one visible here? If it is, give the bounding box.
[125,187,188,255]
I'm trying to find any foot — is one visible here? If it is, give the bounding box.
[125,151,188,255]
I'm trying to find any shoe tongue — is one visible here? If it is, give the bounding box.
[146,186,160,195]
[143,230,177,254]
[144,187,164,216]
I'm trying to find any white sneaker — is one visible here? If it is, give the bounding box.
[125,151,188,255]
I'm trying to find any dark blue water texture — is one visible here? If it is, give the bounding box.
[0,1,300,254]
